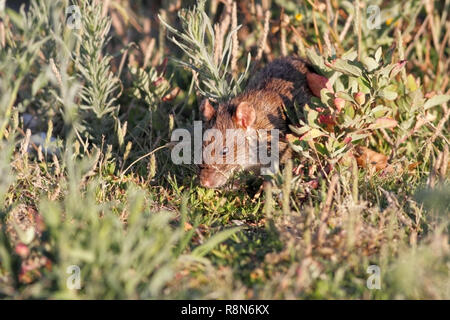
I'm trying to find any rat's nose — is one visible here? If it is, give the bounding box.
[199,168,228,188]
[199,170,212,188]
[200,176,212,188]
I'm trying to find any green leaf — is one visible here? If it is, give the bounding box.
[6,8,24,30]
[289,141,313,159]
[341,49,358,61]
[361,56,378,72]
[380,89,398,101]
[336,91,354,102]
[192,227,241,257]
[375,47,382,63]
[328,59,363,77]
[357,77,371,94]
[348,132,370,142]
[371,105,390,118]
[289,124,310,136]
[349,77,359,93]
[13,223,35,245]
[300,128,325,141]
[320,88,334,105]
[32,72,48,96]
[306,48,328,73]
[377,64,395,78]
[289,142,304,153]
[369,117,398,129]
[406,74,418,92]
[389,61,407,79]
[331,144,348,157]
[314,142,327,155]
[423,94,450,110]
[409,89,425,111]
[307,108,319,127]
[344,105,355,119]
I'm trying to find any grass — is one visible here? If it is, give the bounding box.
[0,0,448,299]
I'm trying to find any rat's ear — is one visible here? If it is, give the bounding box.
[233,102,256,129]
[199,99,216,121]
[306,72,331,97]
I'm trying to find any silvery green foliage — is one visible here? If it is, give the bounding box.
[0,0,52,139]
[75,1,120,143]
[159,0,250,101]
[287,46,449,164]
[130,66,172,110]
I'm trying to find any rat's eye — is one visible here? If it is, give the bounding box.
[221,147,229,156]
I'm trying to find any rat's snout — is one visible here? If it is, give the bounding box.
[199,166,228,188]
[199,168,213,188]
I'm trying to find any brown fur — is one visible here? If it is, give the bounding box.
[199,56,313,188]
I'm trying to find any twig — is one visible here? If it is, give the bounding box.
[428,103,449,146]
[80,147,102,186]
[0,21,5,48]
[49,58,63,88]
[280,9,288,56]
[323,30,333,56]
[380,128,395,147]
[214,0,232,66]
[256,10,271,62]
[423,103,450,162]
[231,1,239,76]
[354,0,362,60]
[213,24,223,66]
[405,15,429,58]
[143,38,156,68]
[396,28,407,82]
[311,3,323,54]
[440,144,449,181]
[435,22,450,89]
[317,174,339,245]
[19,129,32,156]
[391,115,428,159]
[121,144,169,177]
[425,0,440,53]
[339,13,353,43]
[282,160,293,215]
[102,0,110,18]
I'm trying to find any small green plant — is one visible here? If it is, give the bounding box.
[75,1,121,145]
[287,47,449,169]
[159,0,250,101]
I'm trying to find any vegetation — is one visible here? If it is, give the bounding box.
[0,0,448,299]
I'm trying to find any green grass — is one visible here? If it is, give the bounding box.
[0,0,448,299]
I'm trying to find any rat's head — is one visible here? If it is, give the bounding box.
[198,98,258,188]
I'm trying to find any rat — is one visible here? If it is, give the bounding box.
[198,56,314,188]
